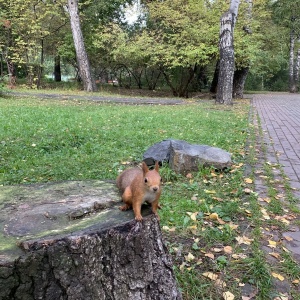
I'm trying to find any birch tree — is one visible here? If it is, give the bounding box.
[272,0,300,93]
[68,0,96,92]
[216,0,241,105]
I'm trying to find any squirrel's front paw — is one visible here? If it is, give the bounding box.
[135,215,143,221]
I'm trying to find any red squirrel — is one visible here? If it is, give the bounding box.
[116,161,162,221]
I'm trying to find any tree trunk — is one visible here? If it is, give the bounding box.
[145,67,161,90]
[289,30,297,93]
[36,39,44,89]
[54,55,62,82]
[216,0,241,105]
[162,66,195,98]
[0,180,182,300]
[216,11,235,104]
[233,67,249,98]
[294,48,300,91]
[68,0,96,92]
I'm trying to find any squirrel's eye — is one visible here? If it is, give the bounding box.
[160,177,162,182]
[144,178,148,183]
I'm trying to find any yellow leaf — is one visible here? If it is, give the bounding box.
[261,208,270,220]
[272,272,285,281]
[244,178,253,184]
[215,278,227,288]
[292,279,299,284]
[185,252,195,262]
[204,189,216,194]
[228,223,239,230]
[268,240,277,248]
[202,272,218,281]
[236,235,253,245]
[179,262,186,271]
[223,291,235,300]
[269,252,281,259]
[209,212,219,220]
[190,212,198,221]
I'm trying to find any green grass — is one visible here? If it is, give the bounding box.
[0,96,247,185]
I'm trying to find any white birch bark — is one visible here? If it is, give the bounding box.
[289,31,297,93]
[216,0,240,105]
[68,0,96,92]
[294,47,300,91]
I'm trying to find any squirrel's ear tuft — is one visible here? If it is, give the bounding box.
[142,161,149,174]
[154,161,159,172]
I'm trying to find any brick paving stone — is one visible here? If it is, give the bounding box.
[253,93,300,193]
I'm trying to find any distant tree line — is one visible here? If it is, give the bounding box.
[0,0,299,99]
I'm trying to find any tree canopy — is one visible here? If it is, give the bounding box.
[0,0,297,94]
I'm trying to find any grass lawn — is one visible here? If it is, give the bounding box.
[1,93,299,299]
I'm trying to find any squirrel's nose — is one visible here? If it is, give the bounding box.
[153,187,158,192]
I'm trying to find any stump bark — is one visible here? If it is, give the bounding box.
[0,181,181,300]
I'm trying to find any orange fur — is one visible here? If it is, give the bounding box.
[116,161,162,221]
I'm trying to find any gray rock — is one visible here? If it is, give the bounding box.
[143,139,231,173]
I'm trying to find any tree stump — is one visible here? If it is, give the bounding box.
[0,181,181,300]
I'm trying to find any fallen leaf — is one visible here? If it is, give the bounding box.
[185,252,195,262]
[213,247,223,253]
[272,272,285,281]
[217,218,226,225]
[236,235,253,245]
[190,212,198,221]
[208,212,219,220]
[202,272,218,281]
[224,246,233,254]
[186,173,193,179]
[228,223,239,230]
[284,236,293,241]
[215,278,227,288]
[273,293,289,300]
[223,291,234,300]
[232,253,247,259]
[179,262,186,271]
[244,188,252,194]
[204,189,216,194]
[292,279,299,284]
[268,240,277,248]
[244,178,253,184]
[261,212,270,220]
[162,226,170,231]
[244,209,252,216]
[205,252,215,259]
[269,252,281,259]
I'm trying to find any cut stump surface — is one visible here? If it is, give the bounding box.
[0,181,181,300]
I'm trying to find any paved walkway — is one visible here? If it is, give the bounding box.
[252,93,300,197]
[252,93,300,264]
